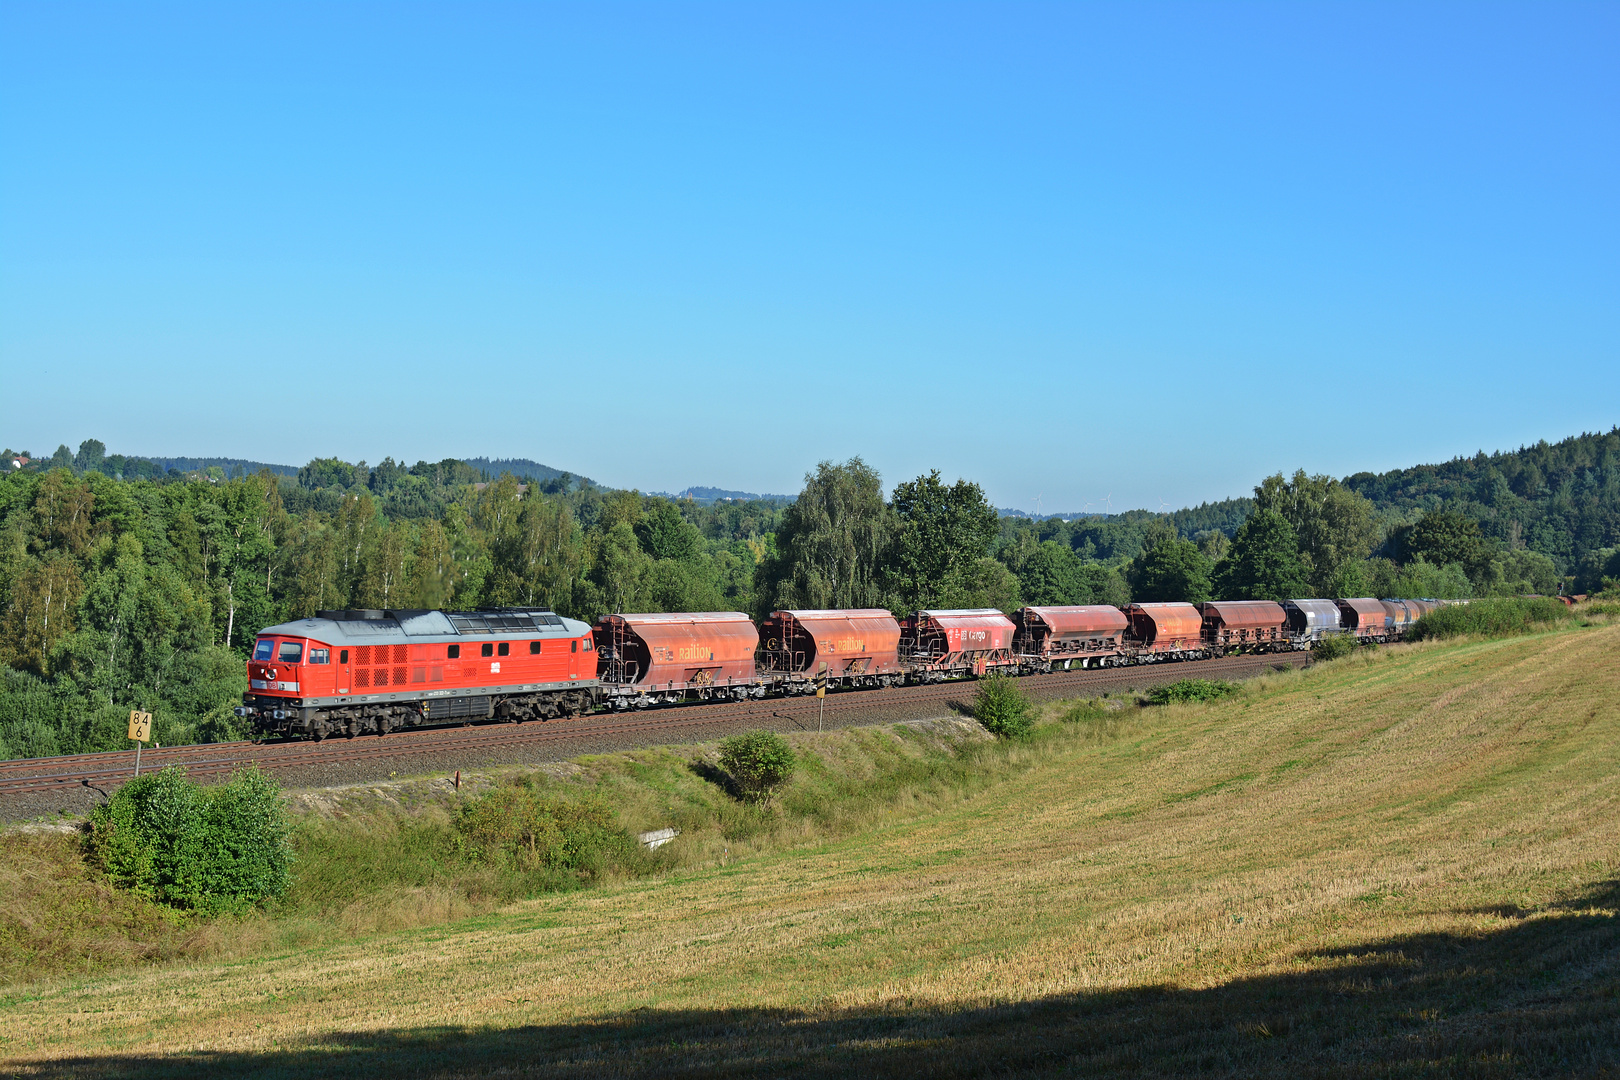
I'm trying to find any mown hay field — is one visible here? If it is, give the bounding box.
[4,626,1618,1078]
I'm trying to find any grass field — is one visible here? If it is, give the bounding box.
[3,626,1618,1077]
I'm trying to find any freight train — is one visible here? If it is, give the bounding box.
[236,597,1449,741]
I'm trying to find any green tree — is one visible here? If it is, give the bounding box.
[1405,511,1493,583]
[635,500,702,562]
[974,674,1033,739]
[1213,509,1311,601]
[887,471,999,610]
[1572,547,1620,594]
[1130,536,1213,603]
[1012,540,1086,605]
[74,439,107,474]
[1484,548,1560,596]
[757,459,892,614]
[1253,470,1380,594]
[297,457,365,491]
[591,521,650,614]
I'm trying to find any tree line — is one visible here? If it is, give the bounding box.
[1,436,1611,761]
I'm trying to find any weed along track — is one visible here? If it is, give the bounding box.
[0,652,1307,810]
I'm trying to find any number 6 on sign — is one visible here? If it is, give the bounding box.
[128,710,152,743]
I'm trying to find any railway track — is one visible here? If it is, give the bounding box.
[0,651,1309,799]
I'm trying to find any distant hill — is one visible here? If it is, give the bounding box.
[1343,427,1620,571]
[673,486,794,505]
[998,509,1103,522]
[460,458,596,488]
[134,456,299,477]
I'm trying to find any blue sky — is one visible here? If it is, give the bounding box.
[2,2,1616,513]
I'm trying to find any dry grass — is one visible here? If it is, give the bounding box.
[3,626,1617,1077]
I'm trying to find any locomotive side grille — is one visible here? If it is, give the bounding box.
[355,645,372,665]
[392,666,408,685]
[393,644,408,664]
[355,669,370,688]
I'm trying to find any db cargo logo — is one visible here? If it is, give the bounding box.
[961,630,990,644]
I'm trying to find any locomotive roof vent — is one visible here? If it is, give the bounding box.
[447,610,564,634]
[316,609,387,621]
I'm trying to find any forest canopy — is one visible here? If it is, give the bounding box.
[2,428,1614,760]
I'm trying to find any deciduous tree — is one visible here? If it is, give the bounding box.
[1213,509,1310,601]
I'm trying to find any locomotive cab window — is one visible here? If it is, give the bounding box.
[447,644,460,659]
[277,641,303,663]
[308,648,329,665]
[497,642,509,656]
[571,640,579,653]
[529,640,541,655]
[339,649,348,664]
[481,643,494,657]
[253,639,274,662]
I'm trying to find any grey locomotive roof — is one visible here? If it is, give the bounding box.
[256,608,591,645]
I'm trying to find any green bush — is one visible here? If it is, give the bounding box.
[974,675,1034,739]
[1145,679,1241,706]
[718,729,798,803]
[84,765,291,915]
[455,781,637,878]
[1410,597,1572,641]
[1311,633,1358,661]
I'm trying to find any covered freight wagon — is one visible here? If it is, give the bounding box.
[1335,598,1392,641]
[900,609,1018,680]
[1380,599,1420,636]
[1198,601,1289,651]
[594,612,762,706]
[1010,605,1129,669]
[1282,599,1342,645]
[758,609,903,689]
[1122,602,1206,659]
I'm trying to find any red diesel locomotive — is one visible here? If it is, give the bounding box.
[235,608,598,740]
